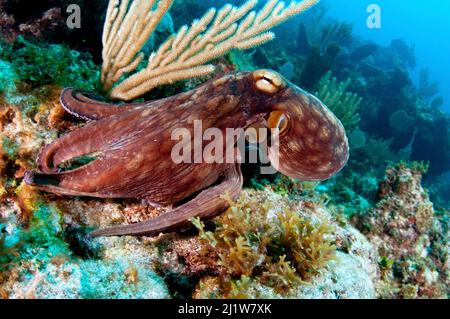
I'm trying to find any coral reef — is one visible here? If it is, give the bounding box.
[354,162,448,298]
[188,188,377,299]
[0,0,449,300]
[0,201,169,299]
[0,91,378,298]
[0,80,448,300]
[0,0,110,60]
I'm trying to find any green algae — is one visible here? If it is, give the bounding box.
[0,36,99,92]
[191,191,336,297]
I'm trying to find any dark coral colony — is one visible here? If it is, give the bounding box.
[0,0,448,299]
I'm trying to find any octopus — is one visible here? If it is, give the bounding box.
[24,69,349,238]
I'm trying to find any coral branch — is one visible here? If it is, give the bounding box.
[101,0,174,92]
[101,0,319,100]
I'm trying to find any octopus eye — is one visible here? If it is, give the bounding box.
[268,110,289,134]
[253,69,286,94]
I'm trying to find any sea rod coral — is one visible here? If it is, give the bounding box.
[101,0,319,100]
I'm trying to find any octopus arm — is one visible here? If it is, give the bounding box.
[60,88,152,121]
[24,168,114,198]
[88,163,243,238]
[36,109,152,173]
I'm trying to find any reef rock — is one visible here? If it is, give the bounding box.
[355,162,449,298]
[185,188,378,299]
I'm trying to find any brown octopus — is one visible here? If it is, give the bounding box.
[25,69,349,238]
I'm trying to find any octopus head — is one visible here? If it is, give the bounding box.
[250,69,349,181]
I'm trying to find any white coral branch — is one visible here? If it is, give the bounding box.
[101,0,173,91]
[101,0,319,101]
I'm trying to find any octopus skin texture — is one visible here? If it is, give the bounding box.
[24,69,349,238]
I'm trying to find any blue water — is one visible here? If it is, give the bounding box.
[322,0,450,114]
